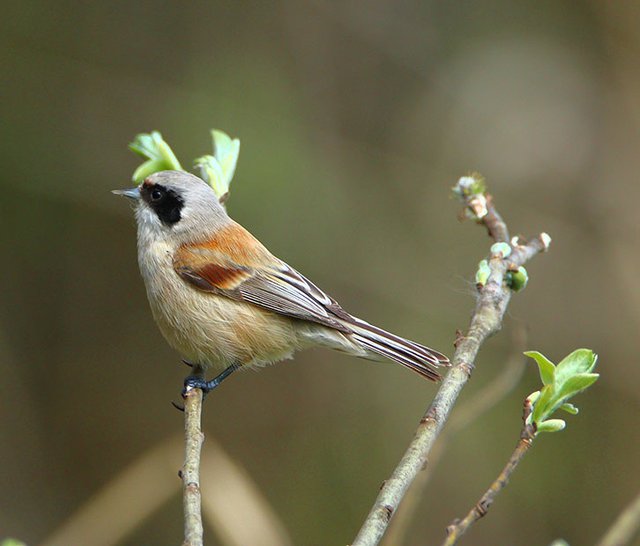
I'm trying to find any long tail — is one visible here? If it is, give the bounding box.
[346,317,450,381]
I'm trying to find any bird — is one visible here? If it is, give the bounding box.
[113,170,450,394]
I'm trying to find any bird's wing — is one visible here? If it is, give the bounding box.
[172,227,352,333]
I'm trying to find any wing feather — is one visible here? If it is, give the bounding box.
[173,240,351,333]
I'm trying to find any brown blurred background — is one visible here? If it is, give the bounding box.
[2,1,639,545]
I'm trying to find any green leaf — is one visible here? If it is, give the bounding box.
[555,349,597,386]
[536,419,566,433]
[132,159,166,183]
[195,155,227,199]
[129,133,160,158]
[193,130,241,202]
[527,391,541,404]
[524,351,556,386]
[212,130,240,183]
[211,129,238,164]
[533,374,598,425]
[556,373,599,399]
[531,384,555,424]
[155,136,182,171]
[527,348,598,434]
[129,131,183,182]
[560,403,579,415]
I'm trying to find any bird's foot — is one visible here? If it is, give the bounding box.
[181,363,240,398]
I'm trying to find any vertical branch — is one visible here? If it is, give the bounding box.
[181,385,205,546]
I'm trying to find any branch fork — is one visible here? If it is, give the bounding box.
[352,179,550,546]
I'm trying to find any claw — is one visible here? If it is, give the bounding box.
[179,363,240,400]
[171,400,185,412]
[182,375,209,399]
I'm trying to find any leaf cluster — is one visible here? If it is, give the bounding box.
[194,130,240,203]
[524,349,599,433]
[129,131,183,182]
[128,129,240,203]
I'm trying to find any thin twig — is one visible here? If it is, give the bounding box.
[381,326,527,546]
[351,192,549,546]
[182,384,205,546]
[596,489,640,546]
[442,399,537,545]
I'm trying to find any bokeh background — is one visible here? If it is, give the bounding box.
[2,2,639,545]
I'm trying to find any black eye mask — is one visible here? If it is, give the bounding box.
[140,183,184,226]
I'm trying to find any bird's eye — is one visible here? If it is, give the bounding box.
[150,189,163,201]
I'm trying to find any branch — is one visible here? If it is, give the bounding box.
[351,178,550,546]
[181,385,205,546]
[381,326,527,546]
[442,399,536,545]
[596,490,640,546]
[441,346,599,544]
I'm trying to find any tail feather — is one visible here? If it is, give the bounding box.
[347,318,450,381]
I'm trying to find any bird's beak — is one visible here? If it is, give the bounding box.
[112,187,141,201]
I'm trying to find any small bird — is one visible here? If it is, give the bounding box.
[114,171,449,393]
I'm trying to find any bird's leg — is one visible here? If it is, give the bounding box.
[182,363,240,397]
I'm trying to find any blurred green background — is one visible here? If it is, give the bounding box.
[2,2,639,545]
